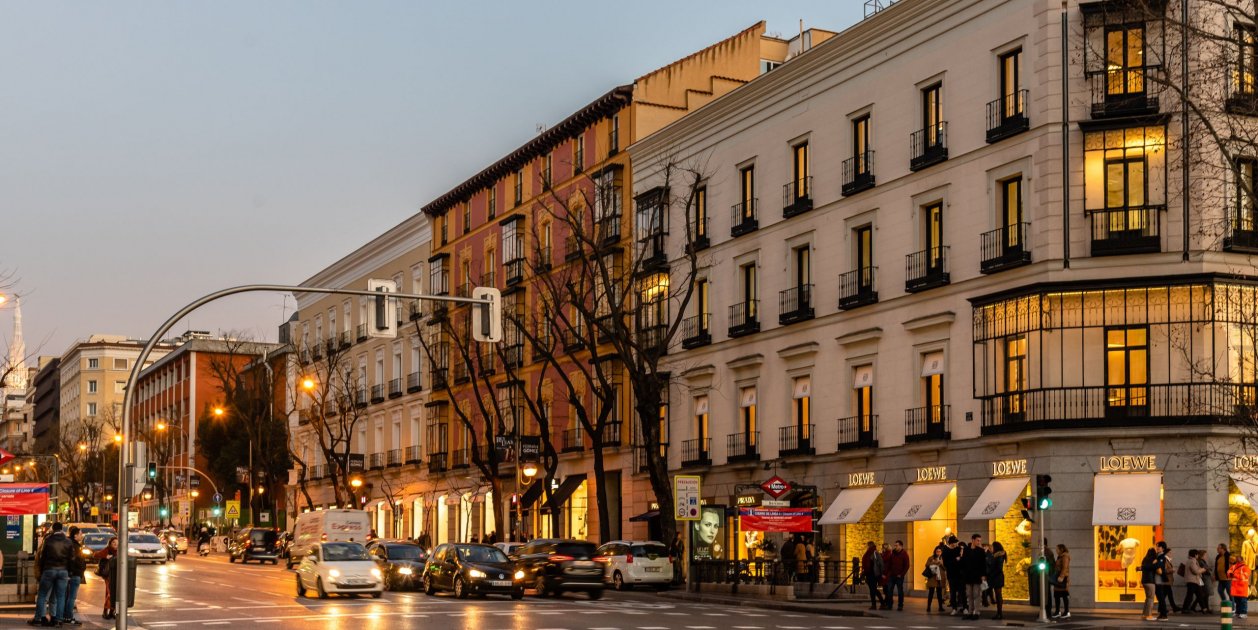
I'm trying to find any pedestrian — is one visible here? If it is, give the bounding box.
[961,534,988,620]
[1153,541,1173,621]
[988,541,1007,620]
[669,532,685,585]
[878,543,892,609]
[804,536,817,583]
[1195,549,1213,613]
[1140,547,1159,620]
[1230,553,1251,619]
[884,540,908,611]
[924,546,946,612]
[794,536,810,582]
[1183,549,1206,614]
[61,526,86,626]
[1051,543,1071,620]
[942,535,966,615]
[1163,545,1180,613]
[29,522,71,627]
[1217,543,1234,609]
[860,541,885,610]
[781,535,797,582]
[95,537,119,620]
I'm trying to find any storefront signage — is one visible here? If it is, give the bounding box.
[760,476,792,498]
[848,472,876,487]
[916,466,948,482]
[991,459,1028,477]
[0,484,50,516]
[738,507,813,533]
[1099,455,1157,472]
[762,500,790,507]
[1233,455,1258,472]
[735,495,759,507]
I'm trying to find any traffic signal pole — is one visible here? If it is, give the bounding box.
[1037,485,1049,624]
[113,283,497,630]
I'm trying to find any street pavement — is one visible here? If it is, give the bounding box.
[0,554,1245,629]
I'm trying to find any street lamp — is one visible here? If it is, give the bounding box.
[301,377,317,392]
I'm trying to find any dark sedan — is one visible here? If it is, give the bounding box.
[422,543,524,599]
[513,538,604,599]
[366,540,429,591]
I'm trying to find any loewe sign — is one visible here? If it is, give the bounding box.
[991,459,1028,477]
[848,472,876,487]
[1099,455,1157,472]
[916,466,948,482]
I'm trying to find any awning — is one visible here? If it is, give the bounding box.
[818,486,882,525]
[964,476,1029,521]
[1093,472,1162,526]
[793,377,811,399]
[629,510,660,522]
[885,482,955,522]
[519,481,545,509]
[853,365,874,388]
[1232,473,1258,509]
[542,474,587,510]
[740,387,757,408]
[921,352,944,377]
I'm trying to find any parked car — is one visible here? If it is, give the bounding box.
[422,543,523,599]
[295,541,383,599]
[494,541,524,557]
[127,532,167,564]
[288,509,371,569]
[513,538,604,599]
[594,540,673,590]
[366,539,429,591]
[228,527,281,564]
[276,531,293,559]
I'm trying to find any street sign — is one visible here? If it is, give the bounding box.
[90,506,100,516]
[0,448,14,467]
[224,500,240,519]
[761,499,790,507]
[212,492,222,504]
[259,511,270,524]
[0,475,13,483]
[519,436,542,460]
[674,475,701,521]
[760,475,792,499]
[471,287,503,343]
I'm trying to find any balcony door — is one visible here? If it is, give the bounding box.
[1002,177,1024,249]
[1106,327,1149,417]
[922,83,943,146]
[1106,156,1148,234]
[853,115,871,176]
[1004,335,1028,421]
[1237,158,1257,232]
[1106,25,1146,99]
[855,225,874,289]
[1000,48,1023,119]
[924,202,944,272]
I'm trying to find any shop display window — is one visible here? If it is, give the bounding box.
[911,488,957,590]
[1229,481,1258,599]
[991,491,1033,600]
[1095,523,1161,602]
[839,494,885,565]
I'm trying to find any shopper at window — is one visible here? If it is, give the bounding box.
[942,535,967,615]
[1140,548,1159,620]
[925,547,946,613]
[885,540,909,611]
[1217,544,1234,609]
[988,541,1007,620]
[861,541,885,610]
[1051,543,1071,620]
[961,534,988,620]
[1230,554,1251,619]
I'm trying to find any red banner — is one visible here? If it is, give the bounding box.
[738,507,813,533]
[0,484,50,516]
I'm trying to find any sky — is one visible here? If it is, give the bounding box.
[0,1,866,362]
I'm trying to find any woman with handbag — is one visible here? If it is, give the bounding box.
[924,547,945,612]
[94,537,118,620]
[989,541,1008,619]
[1051,544,1071,620]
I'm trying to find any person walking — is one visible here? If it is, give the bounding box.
[1182,549,1205,615]
[1163,546,1180,613]
[1196,549,1214,613]
[925,547,946,612]
[879,543,892,609]
[988,541,1007,620]
[885,540,909,611]
[942,535,966,615]
[1217,543,1234,610]
[1154,541,1173,621]
[1230,554,1252,619]
[1140,548,1159,620]
[29,522,71,627]
[669,532,685,585]
[60,526,86,626]
[94,538,119,620]
[960,534,988,620]
[1050,543,1071,620]
[794,535,810,582]
[861,541,885,610]
[781,536,798,583]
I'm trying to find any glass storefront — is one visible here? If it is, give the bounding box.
[990,492,1033,600]
[1093,472,1163,603]
[839,494,884,565]
[1229,480,1258,599]
[909,488,956,591]
[564,481,589,539]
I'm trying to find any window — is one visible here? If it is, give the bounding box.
[696,277,709,317]
[739,387,757,444]
[114,358,128,370]
[853,115,871,173]
[542,153,552,187]
[793,246,810,288]
[1106,327,1149,411]
[88,380,98,394]
[410,337,421,376]
[1002,177,1023,239]
[738,165,755,218]
[1106,25,1146,97]
[853,366,874,433]
[740,262,757,313]
[392,344,403,380]
[924,202,944,267]
[691,187,707,240]
[87,358,99,369]
[855,225,874,279]
[514,168,524,206]
[1236,158,1256,231]
[609,114,620,154]
[999,48,1023,117]
[375,351,385,386]
[792,377,810,437]
[1239,24,1257,96]
[921,353,945,421]
[792,142,809,199]
[574,135,585,172]
[87,403,97,416]
[439,215,448,246]
[114,381,126,394]
[1004,335,1028,416]
[462,202,470,234]
[694,396,709,441]
[487,186,497,220]
[922,83,943,145]
[429,258,449,295]
[1105,155,1148,233]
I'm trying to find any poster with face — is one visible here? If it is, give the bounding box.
[692,505,724,560]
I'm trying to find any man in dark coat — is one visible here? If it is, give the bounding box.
[961,534,990,620]
[861,541,885,610]
[941,535,966,614]
[885,540,910,610]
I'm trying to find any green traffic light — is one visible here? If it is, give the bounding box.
[1038,496,1052,510]
[159,507,169,517]
[212,507,221,516]
[1036,557,1047,570]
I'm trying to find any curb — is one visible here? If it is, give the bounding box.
[658,590,872,617]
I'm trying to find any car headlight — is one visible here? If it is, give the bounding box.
[81,548,92,557]
[329,569,340,578]
[371,568,382,579]
[467,569,486,579]
[514,570,525,580]
[398,567,413,576]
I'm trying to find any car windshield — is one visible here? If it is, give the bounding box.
[322,542,369,561]
[556,543,595,559]
[632,544,667,558]
[130,534,160,544]
[387,545,425,561]
[250,530,277,544]
[455,546,508,564]
[84,534,111,548]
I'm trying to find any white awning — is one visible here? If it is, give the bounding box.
[1231,473,1258,509]
[793,377,811,399]
[740,387,757,408]
[853,365,874,389]
[1092,472,1162,526]
[921,352,945,377]
[885,482,955,522]
[818,486,882,525]
[695,396,709,415]
[964,476,1029,521]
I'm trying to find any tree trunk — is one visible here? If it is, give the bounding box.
[591,436,611,543]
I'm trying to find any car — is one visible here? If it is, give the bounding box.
[127,532,167,564]
[494,541,524,557]
[65,523,112,537]
[82,532,112,556]
[366,540,429,591]
[295,541,383,599]
[161,530,189,554]
[288,509,371,569]
[513,538,604,599]
[594,540,674,590]
[422,543,524,599]
[228,527,281,564]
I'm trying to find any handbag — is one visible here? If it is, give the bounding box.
[921,567,933,579]
[96,557,109,577]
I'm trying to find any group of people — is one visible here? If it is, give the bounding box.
[861,534,1044,621]
[1137,542,1253,622]
[779,534,820,582]
[27,522,121,627]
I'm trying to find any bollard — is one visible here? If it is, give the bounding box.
[1222,601,1233,630]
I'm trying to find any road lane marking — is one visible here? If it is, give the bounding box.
[686,626,716,629]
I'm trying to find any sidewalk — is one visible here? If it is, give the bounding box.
[659,589,1242,629]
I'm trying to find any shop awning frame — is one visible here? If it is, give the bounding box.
[629,510,660,522]
[1092,472,1162,526]
[519,480,545,510]
[542,474,587,510]
[1231,472,1258,510]
[818,486,882,525]
[963,476,1029,521]
[884,482,955,522]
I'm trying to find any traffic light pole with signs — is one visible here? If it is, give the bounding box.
[674,475,701,592]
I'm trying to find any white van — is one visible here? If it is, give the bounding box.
[287,509,371,569]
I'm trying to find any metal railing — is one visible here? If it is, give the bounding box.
[450,448,471,469]
[905,405,951,442]
[370,384,384,403]
[779,424,814,456]
[1087,66,1162,118]
[339,331,352,349]
[837,415,878,450]
[407,371,422,393]
[597,212,622,244]
[407,301,422,321]
[687,215,710,252]
[388,378,402,398]
[562,428,584,453]
[427,452,448,473]
[779,284,814,324]
[842,151,875,196]
[731,199,758,236]
[356,323,368,342]
[565,235,581,261]
[981,222,1031,273]
[354,388,368,408]
[905,247,950,292]
[981,383,1255,433]
[728,300,760,337]
[726,431,759,462]
[601,421,622,447]
[404,445,422,464]
[1088,206,1164,256]
[369,452,385,469]
[838,268,877,309]
[986,89,1029,142]
[386,449,402,467]
[782,176,813,218]
[681,438,711,466]
[681,313,711,348]
[909,122,948,171]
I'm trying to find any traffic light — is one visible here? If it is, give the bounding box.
[1020,496,1036,523]
[159,506,169,518]
[212,506,221,517]
[147,462,158,480]
[1036,474,1053,510]
[1036,556,1048,571]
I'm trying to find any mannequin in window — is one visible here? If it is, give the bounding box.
[1244,529,1258,595]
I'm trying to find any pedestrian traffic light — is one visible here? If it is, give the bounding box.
[1036,556,1048,571]
[1036,474,1053,509]
[147,462,158,480]
[159,506,169,518]
[212,506,221,517]
[1020,496,1036,522]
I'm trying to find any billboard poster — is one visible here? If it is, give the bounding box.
[0,484,50,516]
[691,504,725,560]
[738,507,814,533]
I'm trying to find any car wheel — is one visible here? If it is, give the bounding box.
[272,559,278,565]
[228,554,236,564]
[160,560,167,565]
[424,576,436,596]
[588,588,604,600]
[534,575,550,597]
[511,589,524,600]
[316,577,329,599]
[613,571,628,591]
[454,576,469,599]
[296,574,306,598]
[371,591,382,599]
[286,558,293,570]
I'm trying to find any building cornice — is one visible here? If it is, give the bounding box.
[295,213,431,307]
[836,327,883,347]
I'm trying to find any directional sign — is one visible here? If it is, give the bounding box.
[760,475,792,499]
[0,448,14,467]
[674,475,701,521]
[212,493,222,504]
[224,500,240,519]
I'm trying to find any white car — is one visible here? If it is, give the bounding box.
[594,540,674,590]
[127,532,167,564]
[295,541,383,599]
[493,541,524,557]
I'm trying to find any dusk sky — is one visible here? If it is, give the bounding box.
[0,1,865,360]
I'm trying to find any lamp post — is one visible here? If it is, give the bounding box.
[153,420,191,527]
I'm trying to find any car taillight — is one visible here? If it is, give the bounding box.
[321,533,328,541]
[550,555,573,562]
[625,554,633,564]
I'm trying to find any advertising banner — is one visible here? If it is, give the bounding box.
[738,507,813,533]
[0,484,50,516]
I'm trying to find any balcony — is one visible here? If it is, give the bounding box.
[299,349,312,365]
[778,284,814,325]
[386,449,402,467]
[838,268,878,310]
[370,384,385,404]
[475,352,495,377]
[339,331,352,349]
[687,216,710,253]
[325,338,337,355]
[325,401,339,417]
[563,328,585,352]
[505,256,526,286]
[454,283,472,299]
[837,415,878,450]
[1088,67,1162,118]
[905,405,951,443]
[730,199,758,237]
[406,371,422,393]
[980,383,1252,435]
[369,452,385,470]
[564,235,582,261]
[596,213,622,245]
[430,369,449,391]
[535,246,552,272]
[404,445,422,464]
[356,324,368,342]
[387,378,402,398]
[503,342,524,369]
[842,151,876,196]
[909,122,948,171]
[354,388,368,408]
[601,421,622,447]
[1088,206,1164,256]
[726,432,760,463]
[905,247,950,292]
[562,428,584,453]
[450,448,471,469]
[452,361,469,384]
[778,424,815,457]
[782,176,813,218]
[681,438,711,467]
[427,452,448,474]
[981,223,1032,273]
[728,300,760,338]
[1225,221,1258,253]
[634,444,666,474]
[1227,68,1258,115]
[312,343,324,360]
[640,232,668,273]
[638,324,668,354]
[480,271,496,290]
[681,313,711,349]
[986,90,1029,143]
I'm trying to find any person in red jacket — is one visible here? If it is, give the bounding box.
[884,540,910,610]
